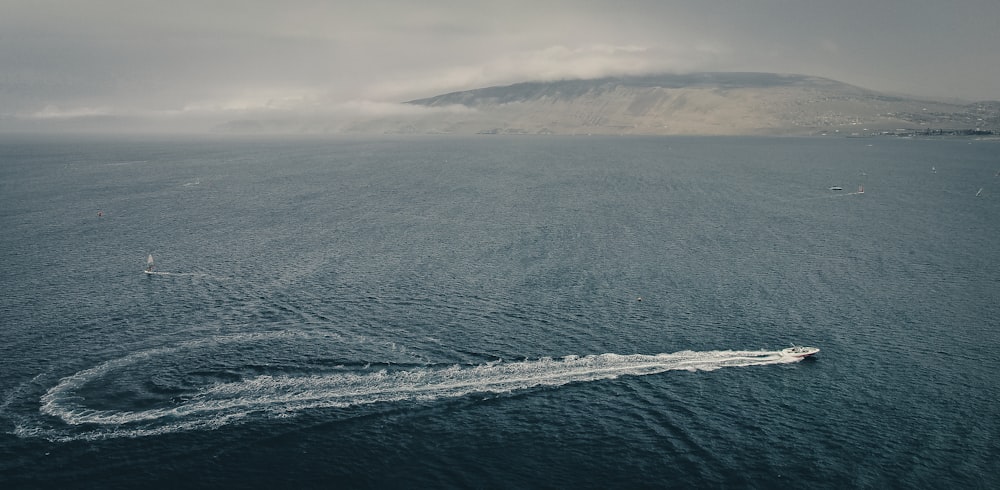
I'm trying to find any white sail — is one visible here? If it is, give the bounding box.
[145,254,155,273]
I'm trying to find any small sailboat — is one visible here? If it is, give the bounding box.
[858,184,864,194]
[976,188,983,197]
[144,254,155,274]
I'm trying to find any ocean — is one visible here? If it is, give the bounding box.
[1,134,998,488]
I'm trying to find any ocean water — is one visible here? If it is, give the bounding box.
[1,135,998,488]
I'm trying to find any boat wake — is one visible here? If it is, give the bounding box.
[818,190,865,199]
[144,271,215,278]
[9,333,805,442]
[829,185,865,197]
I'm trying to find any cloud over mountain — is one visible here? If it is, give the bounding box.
[218,73,999,136]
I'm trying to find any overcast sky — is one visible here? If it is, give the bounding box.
[3,0,998,132]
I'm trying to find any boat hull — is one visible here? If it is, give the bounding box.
[781,346,820,358]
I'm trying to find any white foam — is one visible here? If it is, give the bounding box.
[23,343,799,441]
[145,271,217,279]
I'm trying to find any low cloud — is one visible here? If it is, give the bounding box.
[25,105,114,120]
[364,44,694,102]
[335,100,474,117]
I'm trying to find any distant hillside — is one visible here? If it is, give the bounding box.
[397,72,998,136]
[217,72,999,136]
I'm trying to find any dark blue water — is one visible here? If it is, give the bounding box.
[2,135,998,488]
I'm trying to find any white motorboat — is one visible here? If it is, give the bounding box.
[781,345,819,358]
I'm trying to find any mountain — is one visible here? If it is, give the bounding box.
[218,72,999,136]
[398,72,998,136]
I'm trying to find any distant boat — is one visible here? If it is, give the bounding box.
[976,188,983,197]
[858,184,864,194]
[781,345,820,359]
[829,186,843,191]
[144,254,155,274]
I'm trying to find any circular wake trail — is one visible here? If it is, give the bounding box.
[29,347,800,441]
